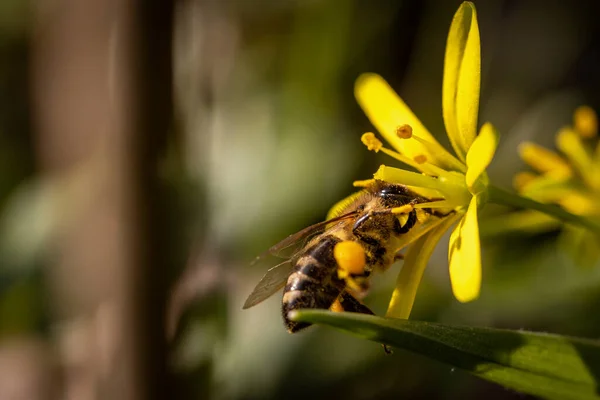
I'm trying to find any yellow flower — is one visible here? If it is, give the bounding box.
[515,105,600,265]
[352,2,499,317]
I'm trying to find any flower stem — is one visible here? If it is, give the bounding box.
[488,185,600,234]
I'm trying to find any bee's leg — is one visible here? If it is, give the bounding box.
[338,292,393,354]
[338,290,375,315]
[351,214,381,246]
[352,203,417,239]
[394,209,417,234]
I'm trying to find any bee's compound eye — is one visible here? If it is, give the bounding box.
[334,241,366,275]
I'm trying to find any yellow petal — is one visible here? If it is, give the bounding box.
[448,195,481,302]
[355,73,462,171]
[465,122,499,190]
[517,141,572,179]
[559,192,600,216]
[326,190,365,220]
[443,1,481,161]
[556,127,594,188]
[386,213,462,319]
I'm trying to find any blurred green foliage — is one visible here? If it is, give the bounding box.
[2,0,600,399]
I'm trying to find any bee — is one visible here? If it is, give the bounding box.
[243,180,446,333]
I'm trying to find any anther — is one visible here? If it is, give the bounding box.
[414,154,427,164]
[395,124,413,139]
[361,132,383,152]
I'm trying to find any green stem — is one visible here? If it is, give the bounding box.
[488,185,600,235]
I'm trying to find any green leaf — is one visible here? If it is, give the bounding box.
[291,310,600,400]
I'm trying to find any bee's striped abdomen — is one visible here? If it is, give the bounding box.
[282,235,343,333]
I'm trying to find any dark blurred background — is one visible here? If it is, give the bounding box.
[1,0,600,399]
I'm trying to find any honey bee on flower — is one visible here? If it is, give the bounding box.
[351,1,499,318]
[245,1,501,328]
[243,179,448,339]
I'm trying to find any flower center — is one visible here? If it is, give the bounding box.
[361,126,473,212]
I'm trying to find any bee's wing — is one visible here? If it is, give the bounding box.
[243,260,294,309]
[244,211,359,309]
[250,211,359,265]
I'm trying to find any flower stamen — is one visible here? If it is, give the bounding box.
[414,154,427,164]
[353,179,375,188]
[396,129,467,173]
[396,124,413,139]
[361,132,383,152]
[414,200,457,209]
[362,132,442,176]
[389,204,414,215]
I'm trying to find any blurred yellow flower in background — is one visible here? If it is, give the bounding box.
[515,105,600,266]
[353,2,499,318]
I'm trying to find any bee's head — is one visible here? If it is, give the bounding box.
[377,183,409,197]
[374,181,413,208]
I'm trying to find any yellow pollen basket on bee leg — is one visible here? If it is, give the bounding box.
[334,241,367,276]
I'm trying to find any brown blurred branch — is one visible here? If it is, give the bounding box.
[129,0,174,399]
[32,0,174,399]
